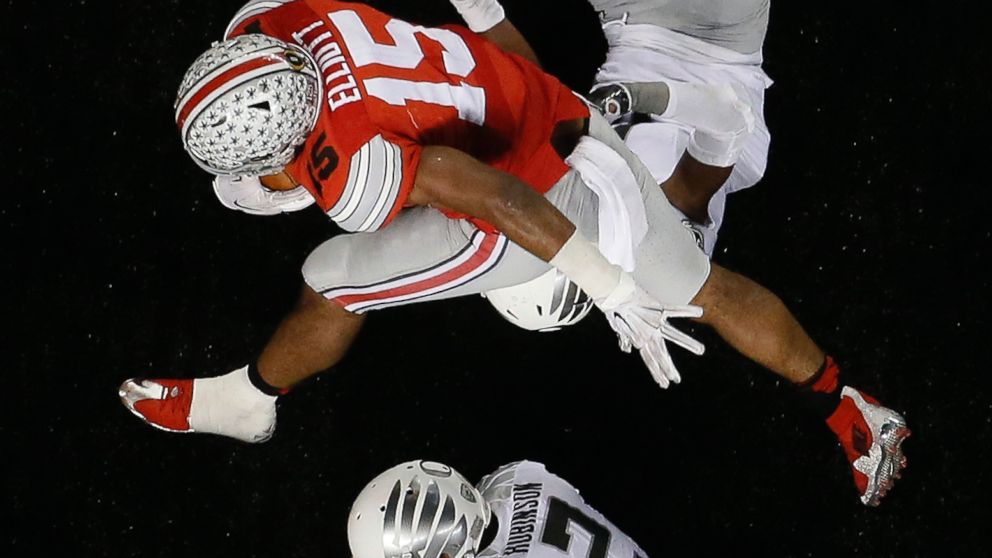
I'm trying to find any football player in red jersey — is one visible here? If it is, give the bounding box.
[120,0,907,506]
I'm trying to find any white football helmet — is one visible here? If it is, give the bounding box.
[483,269,594,332]
[174,34,320,176]
[348,461,491,558]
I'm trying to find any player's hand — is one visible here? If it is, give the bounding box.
[587,83,632,124]
[449,0,506,33]
[213,175,315,216]
[596,272,705,388]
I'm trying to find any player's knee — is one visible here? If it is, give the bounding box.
[300,237,365,316]
[301,237,350,292]
[694,264,785,327]
[691,264,740,326]
[713,84,755,136]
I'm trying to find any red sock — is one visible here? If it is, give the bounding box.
[808,355,841,394]
[798,356,844,419]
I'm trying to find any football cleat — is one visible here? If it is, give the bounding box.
[827,386,911,506]
[119,378,196,434]
[118,366,277,443]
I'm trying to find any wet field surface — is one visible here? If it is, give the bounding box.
[7,1,989,556]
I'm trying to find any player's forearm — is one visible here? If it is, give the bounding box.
[448,176,623,301]
[412,146,625,301]
[449,0,541,67]
[482,174,574,260]
[481,19,541,67]
[412,146,572,260]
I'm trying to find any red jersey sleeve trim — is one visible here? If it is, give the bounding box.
[323,134,418,232]
[224,0,292,39]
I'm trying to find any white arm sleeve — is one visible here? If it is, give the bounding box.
[324,135,405,233]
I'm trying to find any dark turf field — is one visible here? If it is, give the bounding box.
[7,0,989,555]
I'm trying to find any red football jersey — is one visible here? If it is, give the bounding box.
[225,0,589,233]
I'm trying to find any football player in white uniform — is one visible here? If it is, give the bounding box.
[450,0,910,506]
[586,0,772,257]
[349,460,647,558]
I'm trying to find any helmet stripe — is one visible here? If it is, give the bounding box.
[399,476,420,548]
[422,496,456,558]
[411,481,441,555]
[383,480,403,555]
[175,44,284,114]
[175,55,283,131]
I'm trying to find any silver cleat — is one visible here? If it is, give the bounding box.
[842,387,911,506]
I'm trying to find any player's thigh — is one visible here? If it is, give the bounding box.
[587,112,712,304]
[302,207,549,313]
[623,120,690,184]
[633,184,712,304]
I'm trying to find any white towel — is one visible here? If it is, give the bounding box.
[565,136,649,272]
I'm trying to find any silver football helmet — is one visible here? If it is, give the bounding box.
[174,34,320,176]
[483,268,594,332]
[348,461,491,558]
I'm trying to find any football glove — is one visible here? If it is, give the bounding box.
[596,271,705,388]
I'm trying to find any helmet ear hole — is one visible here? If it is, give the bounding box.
[284,50,307,70]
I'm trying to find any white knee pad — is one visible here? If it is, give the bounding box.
[664,82,755,168]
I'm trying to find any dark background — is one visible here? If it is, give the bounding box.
[6,0,990,556]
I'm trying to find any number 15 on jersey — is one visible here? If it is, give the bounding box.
[330,10,487,125]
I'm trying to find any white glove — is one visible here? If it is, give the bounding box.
[549,231,704,388]
[213,175,315,216]
[449,0,506,33]
[596,272,705,388]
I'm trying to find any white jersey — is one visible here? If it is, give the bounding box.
[592,1,774,256]
[476,462,649,558]
[588,0,770,55]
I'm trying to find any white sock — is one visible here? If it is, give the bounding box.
[188,366,277,443]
